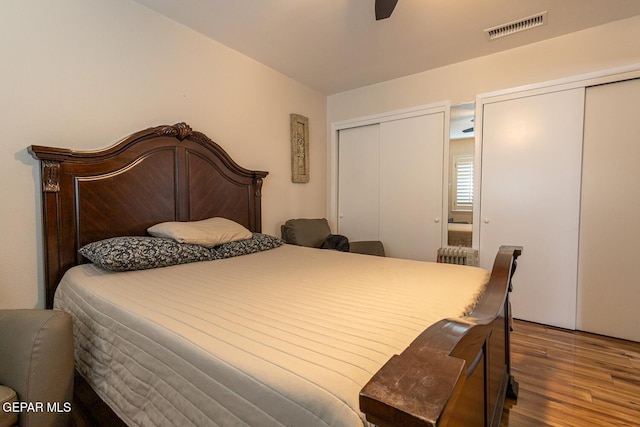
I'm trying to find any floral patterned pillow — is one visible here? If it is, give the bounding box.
[209,233,284,260]
[79,236,213,271]
[79,233,284,272]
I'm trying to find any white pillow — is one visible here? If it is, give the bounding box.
[147,217,252,247]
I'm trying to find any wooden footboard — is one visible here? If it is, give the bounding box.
[360,245,522,427]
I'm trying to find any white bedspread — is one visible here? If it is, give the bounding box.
[55,244,489,427]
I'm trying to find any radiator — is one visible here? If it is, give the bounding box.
[437,247,479,266]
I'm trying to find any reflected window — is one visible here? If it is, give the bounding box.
[453,155,473,211]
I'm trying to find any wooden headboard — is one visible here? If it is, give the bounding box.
[29,123,268,308]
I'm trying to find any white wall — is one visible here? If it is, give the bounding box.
[328,15,640,122]
[0,0,326,308]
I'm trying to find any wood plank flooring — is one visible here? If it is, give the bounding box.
[501,319,640,426]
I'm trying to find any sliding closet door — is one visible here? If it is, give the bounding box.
[337,110,445,261]
[337,124,380,241]
[379,114,444,261]
[479,88,584,329]
[577,78,640,342]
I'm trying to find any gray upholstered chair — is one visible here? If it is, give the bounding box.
[0,310,74,427]
[281,218,385,257]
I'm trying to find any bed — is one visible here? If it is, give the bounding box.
[29,123,521,427]
[447,223,472,247]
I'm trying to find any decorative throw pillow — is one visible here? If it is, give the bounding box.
[79,236,213,271]
[210,233,284,260]
[147,217,253,248]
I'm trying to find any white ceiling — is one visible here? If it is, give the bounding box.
[133,0,640,95]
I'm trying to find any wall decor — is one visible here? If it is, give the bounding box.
[290,113,309,183]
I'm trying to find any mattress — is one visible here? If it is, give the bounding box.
[55,244,489,427]
[447,223,472,233]
[448,223,473,247]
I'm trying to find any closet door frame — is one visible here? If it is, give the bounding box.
[475,62,640,330]
[329,102,450,249]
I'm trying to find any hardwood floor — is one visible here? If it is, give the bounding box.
[501,320,640,426]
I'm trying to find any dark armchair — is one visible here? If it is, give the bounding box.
[0,309,74,427]
[281,218,385,257]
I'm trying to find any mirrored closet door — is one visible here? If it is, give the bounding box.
[448,103,475,248]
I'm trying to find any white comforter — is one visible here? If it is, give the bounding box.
[55,244,489,427]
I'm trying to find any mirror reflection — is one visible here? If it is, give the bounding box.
[448,103,475,247]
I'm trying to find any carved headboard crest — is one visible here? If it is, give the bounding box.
[154,122,193,141]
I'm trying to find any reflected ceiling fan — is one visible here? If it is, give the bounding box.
[375,0,399,20]
[463,118,475,134]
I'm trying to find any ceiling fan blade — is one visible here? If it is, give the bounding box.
[375,0,399,20]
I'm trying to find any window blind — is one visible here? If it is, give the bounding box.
[454,155,473,210]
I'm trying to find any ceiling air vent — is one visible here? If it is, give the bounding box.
[484,11,548,40]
